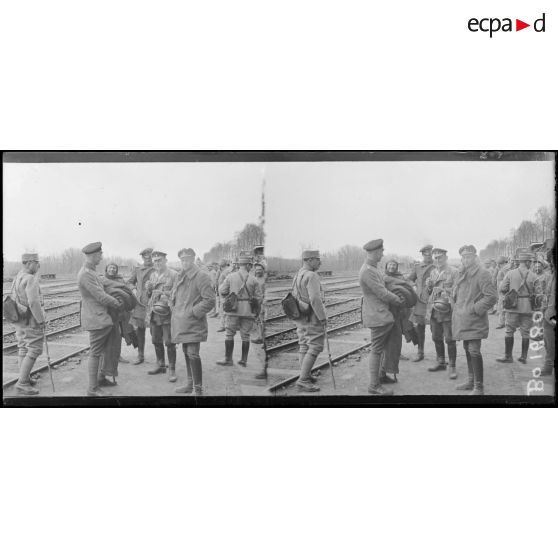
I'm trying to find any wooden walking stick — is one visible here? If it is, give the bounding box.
[324,325,336,390]
[43,324,55,393]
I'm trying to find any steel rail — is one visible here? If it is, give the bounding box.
[264,297,362,323]
[265,318,363,354]
[267,341,372,392]
[3,345,90,390]
[264,306,361,341]
[3,317,82,351]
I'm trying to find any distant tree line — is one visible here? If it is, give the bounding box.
[268,244,416,274]
[3,248,138,279]
[479,206,555,261]
[203,223,264,263]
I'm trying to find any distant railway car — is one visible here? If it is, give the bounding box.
[40,273,56,280]
[317,270,333,277]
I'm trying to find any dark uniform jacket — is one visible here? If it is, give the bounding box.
[407,261,436,304]
[499,267,537,314]
[451,263,497,341]
[170,266,215,343]
[359,260,401,328]
[12,270,45,326]
[78,264,120,331]
[127,264,156,321]
[145,267,178,325]
[425,265,459,323]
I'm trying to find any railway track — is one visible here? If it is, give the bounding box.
[265,296,362,324]
[266,275,360,293]
[3,310,82,350]
[265,282,361,304]
[2,345,90,390]
[268,342,372,392]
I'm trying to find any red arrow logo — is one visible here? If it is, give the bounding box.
[516,19,530,31]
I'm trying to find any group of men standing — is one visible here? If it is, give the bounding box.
[9,243,264,397]
[288,240,555,396]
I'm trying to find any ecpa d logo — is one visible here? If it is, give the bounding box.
[468,13,546,37]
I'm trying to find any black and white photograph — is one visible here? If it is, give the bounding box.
[2,151,556,404]
[3,154,267,399]
[263,152,556,399]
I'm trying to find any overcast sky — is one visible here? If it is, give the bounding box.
[3,163,264,261]
[265,161,556,259]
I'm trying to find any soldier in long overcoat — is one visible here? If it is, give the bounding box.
[145,251,178,380]
[497,252,538,364]
[424,248,459,378]
[541,248,555,377]
[360,240,404,396]
[127,248,156,364]
[406,244,435,362]
[217,255,263,373]
[451,245,497,395]
[11,253,45,395]
[78,242,122,396]
[170,248,215,395]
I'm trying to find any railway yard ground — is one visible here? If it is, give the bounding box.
[2,273,554,400]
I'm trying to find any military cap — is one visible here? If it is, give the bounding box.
[497,256,509,264]
[432,248,447,256]
[254,262,266,270]
[302,249,320,259]
[363,239,383,252]
[139,247,153,256]
[82,242,102,254]
[178,248,196,258]
[518,252,535,261]
[238,255,252,264]
[419,244,433,253]
[458,245,477,256]
[21,252,39,262]
[151,250,167,258]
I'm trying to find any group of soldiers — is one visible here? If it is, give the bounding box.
[8,239,555,398]
[9,244,265,396]
[288,242,556,395]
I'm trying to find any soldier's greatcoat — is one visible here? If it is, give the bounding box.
[78,264,121,330]
[359,260,401,328]
[127,264,156,322]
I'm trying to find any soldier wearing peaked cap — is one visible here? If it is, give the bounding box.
[127,247,156,364]
[424,248,459,379]
[171,248,215,395]
[215,258,232,331]
[451,245,497,395]
[78,242,123,396]
[217,255,263,374]
[406,244,435,362]
[359,239,404,395]
[11,252,45,395]
[145,250,179,381]
[497,251,537,366]
[287,249,328,392]
[250,261,266,344]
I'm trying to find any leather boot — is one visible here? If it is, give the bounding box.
[191,358,203,395]
[133,328,145,364]
[428,341,447,371]
[86,355,102,395]
[518,338,529,364]
[148,344,167,374]
[18,354,38,386]
[456,351,473,390]
[175,353,193,393]
[412,324,425,361]
[167,344,177,381]
[217,340,234,366]
[368,351,393,395]
[15,355,40,395]
[496,337,514,363]
[297,353,319,392]
[448,343,457,379]
[470,353,484,395]
[238,341,250,366]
